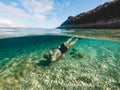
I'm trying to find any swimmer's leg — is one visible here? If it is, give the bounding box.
[64,37,74,45]
[68,38,78,47]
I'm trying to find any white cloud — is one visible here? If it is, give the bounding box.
[0,0,54,28]
[11,2,18,6]
[0,18,25,27]
[22,0,53,15]
[0,2,48,20]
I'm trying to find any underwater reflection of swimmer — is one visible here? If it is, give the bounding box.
[43,37,80,63]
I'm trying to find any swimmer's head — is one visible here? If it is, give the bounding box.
[43,54,50,59]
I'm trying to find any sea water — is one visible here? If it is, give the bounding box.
[0,28,120,90]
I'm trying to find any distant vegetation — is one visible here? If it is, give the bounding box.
[58,0,120,29]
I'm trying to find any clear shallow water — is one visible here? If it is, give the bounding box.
[0,28,120,89]
[0,34,120,90]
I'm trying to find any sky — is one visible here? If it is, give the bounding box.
[0,0,113,28]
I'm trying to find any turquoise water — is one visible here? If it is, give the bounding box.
[0,29,120,90]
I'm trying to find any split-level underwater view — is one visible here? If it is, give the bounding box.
[0,28,120,90]
[0,0,120,89]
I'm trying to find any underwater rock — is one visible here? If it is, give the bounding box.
[111,82,120,88]
[78,76,92,84]
[15,71,24,80]
[100,64,108,71]
[94,85,102,90]
[69,48,84,59]
[64,66,73,72]
[77,53,84,58]
[72,53,84,59]
[69,48,77,55]
[5,76,19,86]
[69,52,75,55]
[72,48,77,52]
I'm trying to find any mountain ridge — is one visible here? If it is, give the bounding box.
[58,0,120,29]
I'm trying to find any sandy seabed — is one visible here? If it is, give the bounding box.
[0,35,120,90]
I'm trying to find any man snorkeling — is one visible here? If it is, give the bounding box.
[43,37,79,62]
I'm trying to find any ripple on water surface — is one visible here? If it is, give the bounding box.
[0,35,120,90]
